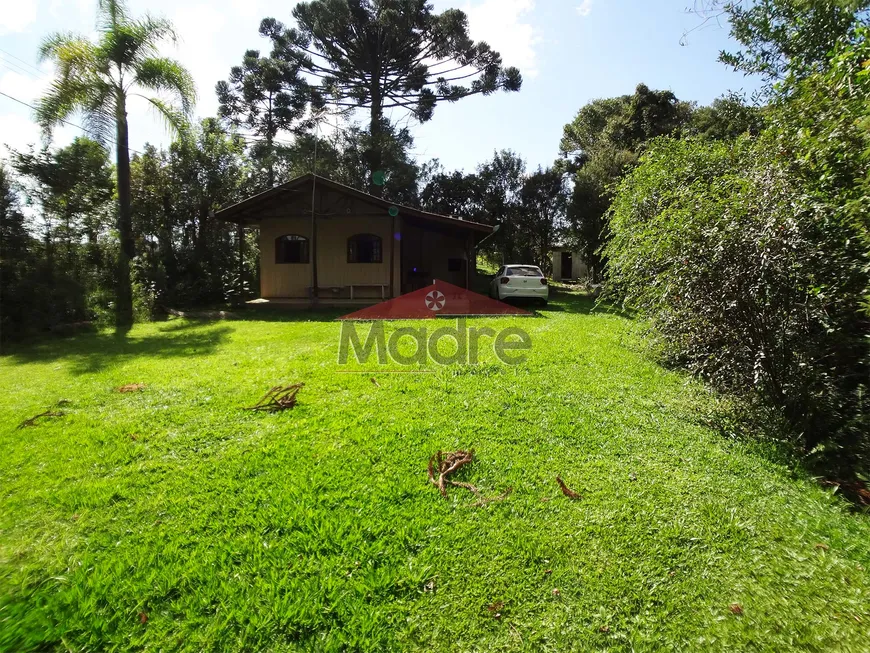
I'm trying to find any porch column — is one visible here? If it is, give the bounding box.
[237,223,244,295]
[465,231,474,289]
[310,178,318,299]
[390,213,397,297]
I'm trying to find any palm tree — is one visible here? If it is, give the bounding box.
[37,0,195,328]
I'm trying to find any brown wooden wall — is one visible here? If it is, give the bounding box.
[400,223,470,292]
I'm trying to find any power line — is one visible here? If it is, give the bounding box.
[0,89,145,156]
[0,47,46,78]
[0,57,45,82]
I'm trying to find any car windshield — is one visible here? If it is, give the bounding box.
[507,266,542,277]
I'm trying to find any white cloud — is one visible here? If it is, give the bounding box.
[166,4,229,116]
[0,0,38,34]
[0,68,51,105]
[0,113,44,158]
[463,0,541,78]
[576,0,593,17]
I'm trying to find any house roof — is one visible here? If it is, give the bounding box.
[214,173,493,234]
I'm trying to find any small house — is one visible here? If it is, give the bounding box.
[550,245,588,281]
[216,174,493,303]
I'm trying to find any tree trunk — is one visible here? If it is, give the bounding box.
[368,79,383,197]
[115,92,134,329]
[159,192,177,286]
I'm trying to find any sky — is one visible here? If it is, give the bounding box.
[0,0,762,174]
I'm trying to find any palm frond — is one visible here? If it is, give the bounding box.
[135,94,190,136]
[132,15,178,51]
[132,57,196,114]
[98,0,129,31]
[38,33,100,73]
[80,85,117,145]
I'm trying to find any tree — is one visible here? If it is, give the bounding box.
[269,118,424,203]
[131,119,252,306]
[559,84,694,279]
[517,167,568,271]
[216,43,319,188]
[261,0,522,193]
[12,138,114,273]
[37,0,195,329]
[690,92,763,140]
[566,145,636,279]
[0,165,37,344]
[692,0,870,81]
[422,151,566,268]
[421,169,481,219]
[560,84,692,168]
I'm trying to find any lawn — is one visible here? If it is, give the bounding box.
[1,292,868,651]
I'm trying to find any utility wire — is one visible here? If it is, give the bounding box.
[0,57,45,81]
[0,47,47,78]
[0,89,145,156]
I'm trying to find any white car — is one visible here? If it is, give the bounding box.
[490,264,549,305]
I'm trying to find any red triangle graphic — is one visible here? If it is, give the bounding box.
[338,280,532,320]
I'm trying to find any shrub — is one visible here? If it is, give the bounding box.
[604,136,869,474]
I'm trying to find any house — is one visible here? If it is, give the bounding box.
[215,174,493,302]
[550,245,588,281]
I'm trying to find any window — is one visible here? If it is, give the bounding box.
[347,233,382,263]
[506,266,542,277]
[275,235,309,264]
[447,257,464,272]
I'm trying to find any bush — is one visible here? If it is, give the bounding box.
[604,136,869,474]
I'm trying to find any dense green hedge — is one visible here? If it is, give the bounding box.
[604,31,870,474]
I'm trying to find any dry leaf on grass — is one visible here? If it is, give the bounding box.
[729,603,743,615]
[486,600,504,619]
[118,383,146,393]
[556,475,581,499]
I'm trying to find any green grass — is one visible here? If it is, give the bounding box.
[1,293,869,651]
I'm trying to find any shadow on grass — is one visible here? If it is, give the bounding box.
[227,306,350,323]
[4,324,235,375]
[536,291,629,317]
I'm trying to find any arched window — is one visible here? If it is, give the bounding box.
[275,234,309,264]
[347,233,382,263]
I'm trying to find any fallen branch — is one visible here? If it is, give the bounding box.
[556,475,581,499]
[427,450,511,505]
[428,450,475,497]
[17,410,64,430]
[472,486,513,507]
[245,383,304,412]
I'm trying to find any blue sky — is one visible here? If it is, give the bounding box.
[0,0,762,173]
